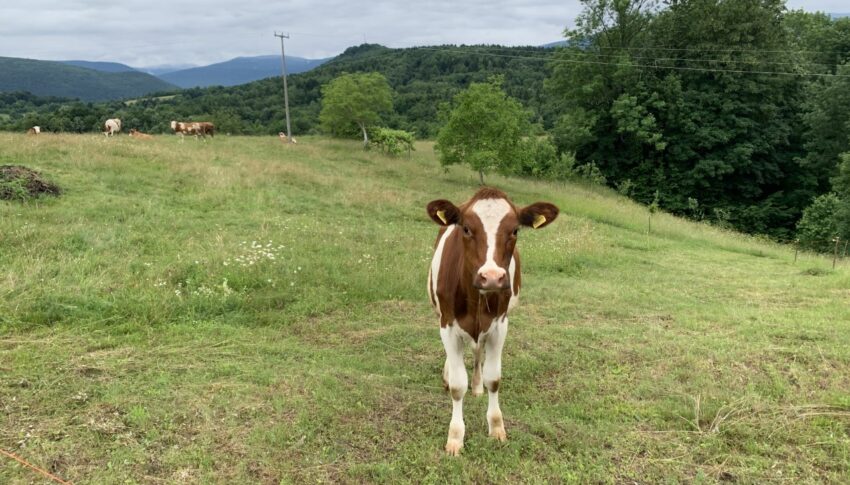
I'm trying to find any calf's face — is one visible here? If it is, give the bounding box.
[427,192,559,292]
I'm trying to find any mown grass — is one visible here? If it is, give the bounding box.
[1,132,849,483]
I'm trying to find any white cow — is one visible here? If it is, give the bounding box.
[103,118,122,137]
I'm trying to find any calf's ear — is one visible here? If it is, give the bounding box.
[426,199,460,226]
[519,202,559,229]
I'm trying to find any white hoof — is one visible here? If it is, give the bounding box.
[445,438,463,456]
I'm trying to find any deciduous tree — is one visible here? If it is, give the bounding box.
[319,72,393,147]
[435,77,530,184]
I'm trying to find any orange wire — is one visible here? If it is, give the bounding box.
[0,448,72,484]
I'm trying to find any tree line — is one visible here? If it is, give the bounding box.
[0,44,554,138]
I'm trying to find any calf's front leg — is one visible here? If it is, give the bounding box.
[440,326,467,455]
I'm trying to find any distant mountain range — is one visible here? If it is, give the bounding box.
[156,55,331,88]
[139,64,198,76]
[0,57,176,102]
[0,54,330,101]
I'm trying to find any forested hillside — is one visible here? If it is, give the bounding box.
[60,60,138,73]
[0,57,177,101]
[0,44,553,138]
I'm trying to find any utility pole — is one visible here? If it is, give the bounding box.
[274,31,292,143]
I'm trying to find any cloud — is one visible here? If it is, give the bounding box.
[0,0,582,66]
[0,0,843,67]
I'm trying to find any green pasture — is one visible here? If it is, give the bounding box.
[1,133,848,483]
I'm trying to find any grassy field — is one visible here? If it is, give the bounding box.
[1,133,849,483]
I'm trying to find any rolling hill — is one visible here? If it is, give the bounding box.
[0,56,177,101]
[60,60,138,73]
[158,54,330,88]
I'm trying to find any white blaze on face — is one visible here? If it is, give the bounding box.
[471,198,511,275]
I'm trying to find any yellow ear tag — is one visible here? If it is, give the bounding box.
[532,214,547,229]
[436,210,447,224]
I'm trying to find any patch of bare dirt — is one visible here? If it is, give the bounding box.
[0,165,61,200]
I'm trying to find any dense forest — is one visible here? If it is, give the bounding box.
[547,1,850,240]
[1,0,849,242]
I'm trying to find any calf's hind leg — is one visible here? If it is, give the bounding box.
[484,318,508,441]
[471,343,484,397]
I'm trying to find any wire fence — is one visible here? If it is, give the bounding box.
[793,237,849,269]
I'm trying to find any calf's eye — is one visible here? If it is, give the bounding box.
[463,226,472,237]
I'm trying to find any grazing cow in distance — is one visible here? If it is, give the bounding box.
[426,187,559,456]
[195,122,214,138]
[279,132,297,144]
[27,126,41,135]
[171,120,214,142]
[171,121,194,141]
[129,129,154,140]
[103,118,122,136]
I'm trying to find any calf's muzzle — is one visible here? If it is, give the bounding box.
[474,267,509,291]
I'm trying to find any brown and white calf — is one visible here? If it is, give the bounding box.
[426,187,559,455]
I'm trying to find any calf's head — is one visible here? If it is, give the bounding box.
[427,188,559,292]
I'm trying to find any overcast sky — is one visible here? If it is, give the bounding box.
[0,0,845,68]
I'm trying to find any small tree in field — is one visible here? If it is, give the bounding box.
[435,77,530,185]
[796,193,840,253]
[320,72,393,147]
[833,152,850,240]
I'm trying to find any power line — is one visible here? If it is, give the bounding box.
[586,44,835,55]
[274,32,293,143]
[404,44,838,69]
[402,46,850,78]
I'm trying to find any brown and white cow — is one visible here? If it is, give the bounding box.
[27,126,41,135]
[194,122,215,138]
[171,120,214,141]
[426,187,559,456]
[103,118,121,136]
[171,121,193,140]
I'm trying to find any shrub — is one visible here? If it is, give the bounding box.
[796,193,841,252]
[513,137,558,178]
[370,128,415,157]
